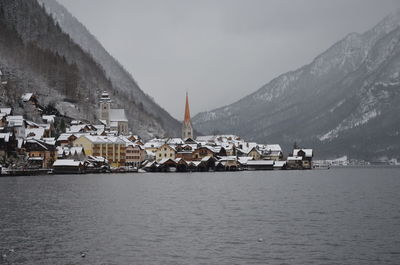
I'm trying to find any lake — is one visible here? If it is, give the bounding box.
[0,167,400,264]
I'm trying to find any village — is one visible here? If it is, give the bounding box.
[0,88,314,175]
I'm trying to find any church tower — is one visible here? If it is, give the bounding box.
[182,92,193,139]
[99,91,111,124]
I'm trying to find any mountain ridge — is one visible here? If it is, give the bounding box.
[193,10,400,160]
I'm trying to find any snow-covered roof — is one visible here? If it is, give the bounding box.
[53,159,82,167]
[109,109,128,122]
[42,115,55,123]
[144,139,165,149]
[25,139,49,150]
[43,137,56,145]
[247,160,274,166]
[293,149,313,158]
[6,116,24,127]
[78,135,125,144]
[262,144,282,152]
[144,161,157,168]
[87,156,108,163]
[25,128,45,140]
[21,93,34,102]
[0,133,11,142]
[158,158,176,165]
[57,133,80,142]
[67,124,95,133]
[238,157,253,165]
[28,157,44,161]
[201,156,214,162]
[218,156,237,161]
[70,120,82,125]
[189,161,201,167]
[145,150,155,156]
[287,156,303,161]
[274,161,286,167]
[0,108,11,115]
[195,135,216,142]
[167,138,184,145]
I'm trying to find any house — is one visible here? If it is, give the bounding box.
[192,146,215,161]
[144,138,165,153]
[216,156,240,171]
[67,124,97,134]
[52,160,85,174]
[6,116,25,139]
[197,156,216,171]
[0,113,7,127]
[293,149,313,169]
[125,143,145,167]
[21,93,37,104]
[261,144,283,161]
[24,139,57,169]
[158,158,178,172]
[175,144,195,161]
[247,147,262,160]
[0,132,16,158]
[155,144,176,162]
[73,135,126,167]
[246,160,275,170]
[56,133,78,147]
[273,161,287,170]
[286,156,303,169]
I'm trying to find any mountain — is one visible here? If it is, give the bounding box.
[193,11,400,160]
[0,0,180,139]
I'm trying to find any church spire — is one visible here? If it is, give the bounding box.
[182,92,193,139]
[184,92,191,123]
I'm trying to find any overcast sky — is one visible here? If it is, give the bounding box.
[58,0,400,120]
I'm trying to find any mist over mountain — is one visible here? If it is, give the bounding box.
[0,0,180,139]
[193,11,400,160]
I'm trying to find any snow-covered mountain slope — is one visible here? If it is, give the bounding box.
[0,0,180,139]
[193,11,400,160]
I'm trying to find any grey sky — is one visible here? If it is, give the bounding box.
[58,0,400,120]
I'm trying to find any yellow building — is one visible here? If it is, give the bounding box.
[73,135,126,167]
[155,144,176,162]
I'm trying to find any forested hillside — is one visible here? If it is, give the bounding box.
[0,0,180,138]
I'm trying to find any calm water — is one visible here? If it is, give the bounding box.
[1,168,400,265]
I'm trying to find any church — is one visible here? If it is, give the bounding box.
[99,91,129,135]
[182,92,194,139]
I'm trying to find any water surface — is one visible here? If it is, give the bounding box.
[1,168,400,264]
